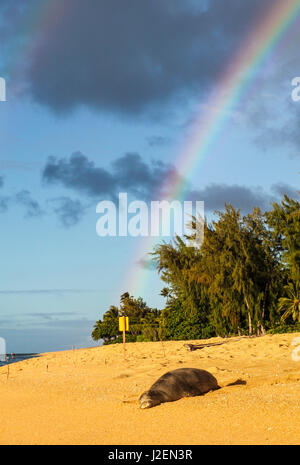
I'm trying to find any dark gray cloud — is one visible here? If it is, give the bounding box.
[15,190,44,217]
[48,196,88,227]
[42,151,179,201]
[0,1,26,41]
[246,89,300,155]
[0,196,9,213]
[42,152,297,215]
[271,182,299,200]
[1,0,275,115]
[255,121,300,156]
[237,74,300,155]
[188,183,275,213]
[0,152,295,228]
[2,0,300,159]
[0,187,44,218]
[43,152,115,197]
[2,0,299,157]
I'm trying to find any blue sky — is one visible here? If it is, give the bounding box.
[0,0,299,353]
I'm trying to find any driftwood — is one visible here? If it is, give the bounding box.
[183,336,257,352]
[183,342,225,351]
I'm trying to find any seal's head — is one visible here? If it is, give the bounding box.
[139,389,164,409]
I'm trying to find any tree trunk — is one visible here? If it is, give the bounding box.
[257,320,266,336]
[244,296,252,336]
[259,283,268,336]
[248,311,252,336]
[256,321,261,336]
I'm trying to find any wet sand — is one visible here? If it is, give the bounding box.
[0,333,300,445]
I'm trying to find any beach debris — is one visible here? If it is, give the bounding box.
[183,342,225,351]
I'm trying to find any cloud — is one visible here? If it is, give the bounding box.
[42,152,298,216]
[0,1,25,40]
[43,152,115,197]
[22,312,79,321]
[48,196,88,227]
[42,151,179,201]
[2,0,299,159]
[15,190,44,217]
[271,183,299,200]
[147,136,171,147]
[136,256,156,270]
[0,311,81,325]
[0,175,45,217]
[188,183,276,213]
[0,175,44,217]
[0,154,295,228]
[0,188,44,218]
[255,119,300,156]
[2,1,300,163]
[237,74,300,155]
[38,318,94,329]
[0,196,9,213]
[1,0,275,115]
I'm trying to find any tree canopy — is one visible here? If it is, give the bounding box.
[92,194,300,343]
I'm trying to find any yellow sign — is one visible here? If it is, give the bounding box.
[119,316,129,332]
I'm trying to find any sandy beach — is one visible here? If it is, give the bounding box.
[0,333,300,445]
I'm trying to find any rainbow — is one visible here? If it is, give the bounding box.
[172,0,300,200]
[122,0,300,302]
[4,1,299,303]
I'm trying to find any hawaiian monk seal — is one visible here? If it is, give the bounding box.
[139,367,220,409]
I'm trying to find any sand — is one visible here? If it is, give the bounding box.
[0,333,300,445]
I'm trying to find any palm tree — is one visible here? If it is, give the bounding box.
[103,305,119,320]
[160,287,172,304]
[120,292,130,303]
[278,282,300,322]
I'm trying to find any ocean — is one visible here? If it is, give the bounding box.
[0,353,38,366]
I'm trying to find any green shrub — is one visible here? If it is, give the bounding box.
[267,322,300,334]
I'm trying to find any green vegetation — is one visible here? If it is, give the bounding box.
[92,194,300,344]
[92,292,161,344]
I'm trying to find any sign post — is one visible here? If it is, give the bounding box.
[119,316,129,359]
